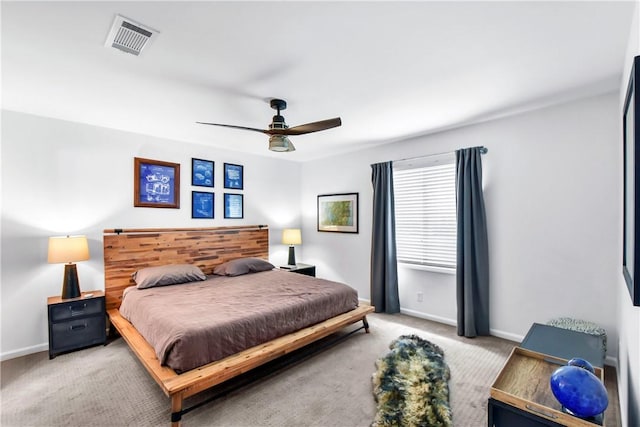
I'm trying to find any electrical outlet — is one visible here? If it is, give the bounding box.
[417,292,423,302]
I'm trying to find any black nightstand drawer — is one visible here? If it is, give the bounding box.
[50,316,106,353]
[50,298,104,322]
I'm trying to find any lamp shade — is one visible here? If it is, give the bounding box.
[48,235,90,264]
[282,229,302,245]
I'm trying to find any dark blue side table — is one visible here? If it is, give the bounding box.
[488,323,606,427]
[520,323,605,368]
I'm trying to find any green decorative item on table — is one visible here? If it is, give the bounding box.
[372,334,452,427]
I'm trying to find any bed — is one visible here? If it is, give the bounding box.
[104,226,374,426]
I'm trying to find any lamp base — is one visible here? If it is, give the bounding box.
[61,263,82,299]
[287,246,297,266]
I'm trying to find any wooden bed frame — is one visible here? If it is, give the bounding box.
[103,226,374,426]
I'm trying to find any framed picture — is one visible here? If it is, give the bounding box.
[134,157,180,208]
[623,55,640,307]
[192,191,214,219]
[224,193,244,219]
[192,158,214,187]
[317,193,359,233]
[224,163,244,190]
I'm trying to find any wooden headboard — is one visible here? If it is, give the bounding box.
[103,225,269,310]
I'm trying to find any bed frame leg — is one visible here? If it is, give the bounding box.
[362,316,370,333]
[171,394,183,427]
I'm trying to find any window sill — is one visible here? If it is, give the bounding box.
[397,263,455,275]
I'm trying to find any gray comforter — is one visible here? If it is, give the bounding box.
[119,269,359,372]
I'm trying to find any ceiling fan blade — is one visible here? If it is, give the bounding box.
[269,118,342,136]
[196,122,270,134]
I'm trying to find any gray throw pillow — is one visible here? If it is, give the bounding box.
[213,257,275,277]
[132,264,206,289]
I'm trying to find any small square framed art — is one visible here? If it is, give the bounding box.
[224,193,243,219]
[192,191,214,219]
[192,158,214,188]
[224,163,243,190]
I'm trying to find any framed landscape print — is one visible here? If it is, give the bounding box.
[134,157,180,208]
[317,193,359,233]
[192,158,214,187]
[224,163,243,190]
[192,191,214,219]
[224,193,244,219]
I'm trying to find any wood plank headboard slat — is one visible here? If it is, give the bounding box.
[103,226,270,311]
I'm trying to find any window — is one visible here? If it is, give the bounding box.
[393,155,456,271]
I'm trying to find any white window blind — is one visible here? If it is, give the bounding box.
[393,157,456,270]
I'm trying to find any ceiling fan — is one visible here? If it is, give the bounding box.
[197,99,341,152]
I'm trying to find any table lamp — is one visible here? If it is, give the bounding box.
[48,235,90,299]
[282,228,302,266]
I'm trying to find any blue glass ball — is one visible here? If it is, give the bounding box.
[567,357,595,374]
[550,365,608,418]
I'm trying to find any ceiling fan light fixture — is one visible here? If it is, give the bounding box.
[269,135,296,152]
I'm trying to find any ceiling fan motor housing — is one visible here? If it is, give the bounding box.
[270,115,288,131]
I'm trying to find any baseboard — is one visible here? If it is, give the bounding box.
[489,328,523,343]
[358,303,457,327]
[399,307,457,327]
[398,308,522,344]
[1,342,48,361]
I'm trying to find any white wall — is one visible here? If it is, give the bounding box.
[2,91,634,423]
[618,3,640,425]
[0,110,302,359]
[302,92,620,352]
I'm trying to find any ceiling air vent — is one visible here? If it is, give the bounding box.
[105,15,158,56]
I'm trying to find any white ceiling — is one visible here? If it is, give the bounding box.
[2,1,635,161]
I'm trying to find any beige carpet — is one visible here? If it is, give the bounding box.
[1,313,516,427]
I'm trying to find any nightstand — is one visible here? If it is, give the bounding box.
[47,290,106,359]
[280,263,316,277]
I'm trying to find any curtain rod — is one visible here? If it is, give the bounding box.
[393,146,487,163]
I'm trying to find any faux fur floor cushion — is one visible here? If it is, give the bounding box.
[372,334,452,427]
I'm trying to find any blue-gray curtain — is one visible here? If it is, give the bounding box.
[456,147,490,337]
[370,162,400,313]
